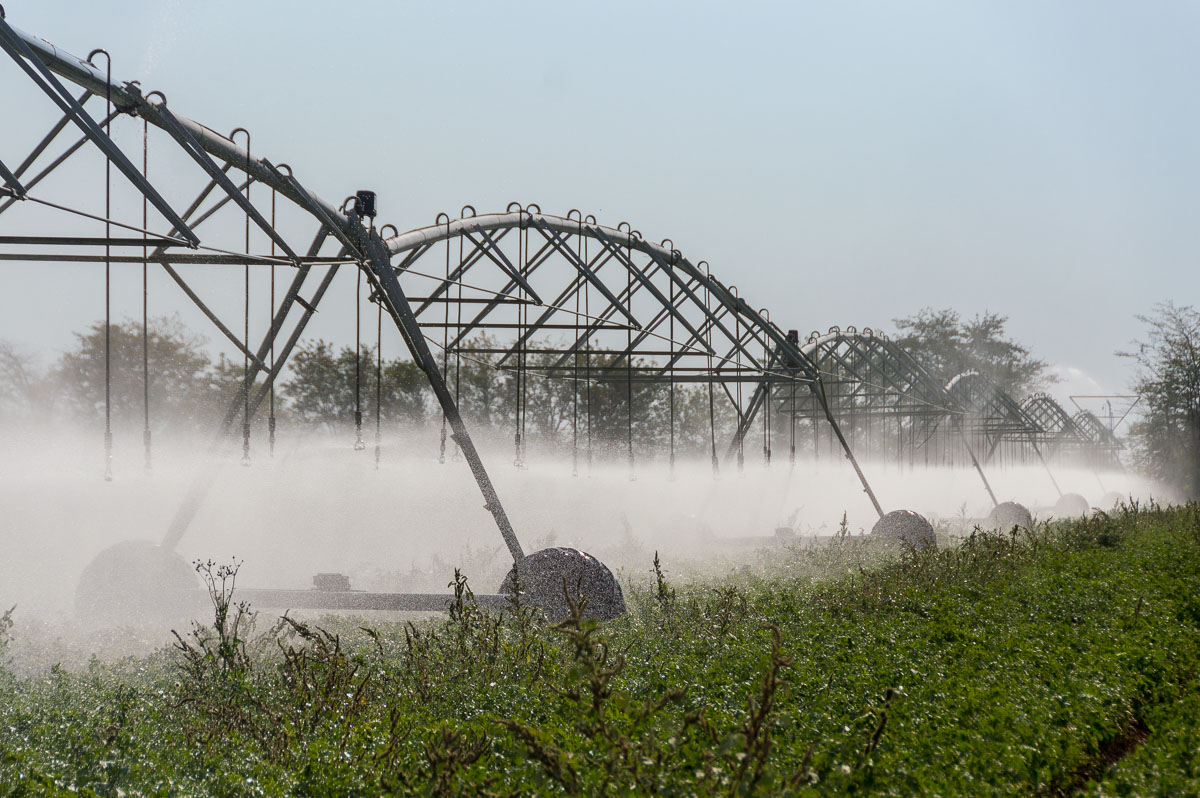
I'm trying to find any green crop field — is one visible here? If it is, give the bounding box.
[3,503,1200,796]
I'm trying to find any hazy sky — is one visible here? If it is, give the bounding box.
[2,0,1198,413]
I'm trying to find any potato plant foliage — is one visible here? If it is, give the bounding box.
[3,503,1200,795]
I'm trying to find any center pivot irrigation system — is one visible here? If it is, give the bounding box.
[0,13,1126,622]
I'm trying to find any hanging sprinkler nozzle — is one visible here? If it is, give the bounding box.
[354,411,366,451]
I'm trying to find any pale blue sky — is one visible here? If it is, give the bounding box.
[2,0,1198,405]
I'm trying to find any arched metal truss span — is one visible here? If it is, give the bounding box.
[0,12,886,554]
[376,209,886,513]
[1072,410,1124,468]
[1021,393,1123,467]
[0,12,1126,567]
[1022,393,1080,441]
[731,327,959,465]
[791,328,954,421]
[380,210,818,390]
[945,371,1039,461]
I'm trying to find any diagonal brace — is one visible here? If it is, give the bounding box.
[147,104,299,262]
[0,17,198,244]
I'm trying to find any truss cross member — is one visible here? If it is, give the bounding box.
[815,380,885,519]
[0,155,25,198]
[361,221,525,564]
[160,229,331,552]
[954,417,998,507]
[0,16,199,245]
[11,89,91,180]
[1033,442,1063,498]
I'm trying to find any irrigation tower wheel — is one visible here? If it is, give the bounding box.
[499,547,625,623]
[1054,493,1091,518]
[75,541,200,627]
[870,510,937,550]
[987,501,1034,531]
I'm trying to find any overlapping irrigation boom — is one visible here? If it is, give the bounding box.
[0,11,1125,618]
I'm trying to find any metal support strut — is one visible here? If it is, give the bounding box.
[357,214,526,564]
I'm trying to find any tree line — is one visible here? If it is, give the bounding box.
[0,316,741,459]
[4,306,1195,496]
[0,308,1063,456]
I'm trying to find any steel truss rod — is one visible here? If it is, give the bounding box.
[530,219,639,328]
[495,245,626,368]
[0,235,182,247]
[434,232,575,359]
[0,156,25,198]
[246,263,338,418]
[5,20,531,564]
[355,222,525,563]
[154,172,247,257]
[0,105,124,218]
[491,231,642,370]
[462,227,542,303]
[445,236,613,354]
[0,16,198,244]
[581,230,720,364]
[0,252,349,265]
[411,229,550,317]
[567,228,707,348]
[146,103,298,262]
[539,256,664,371]
[0,105,122,217]
[11,88,90,179]
[159,263,268,371]
[161,227,332,551]
[14,195,194,243]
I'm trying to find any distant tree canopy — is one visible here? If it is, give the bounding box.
[1,320,737,459]
[1120,302,1200,499]
[0,341,57,423]
[428,336,737,457]
[282,340,428,428]
[891,308,1054,397]
[10,316,228,429]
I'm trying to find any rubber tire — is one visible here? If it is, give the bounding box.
[499,547,626,623]
[75,540,200,627]
[1054,493,1090,518]
[987,501,1033,531]
[871,510,937,550]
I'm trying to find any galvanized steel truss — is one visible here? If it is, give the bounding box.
[1,13,1123,555]
[0,15,886,551]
